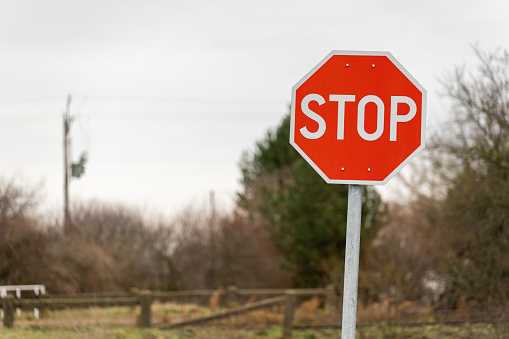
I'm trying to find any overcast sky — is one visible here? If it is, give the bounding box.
[1,0,507,218]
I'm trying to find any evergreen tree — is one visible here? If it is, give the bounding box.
[238,114,380,287]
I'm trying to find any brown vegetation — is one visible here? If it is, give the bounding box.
[0,176,288,294]
[357,47,509,314]
[2,47,509,322]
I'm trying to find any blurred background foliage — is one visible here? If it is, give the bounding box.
[1,48,509,314]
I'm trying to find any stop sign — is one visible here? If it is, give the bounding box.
[290,50,426,185]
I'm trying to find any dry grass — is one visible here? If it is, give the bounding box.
[294,297,332,324]
[8,296,509,339]
[13,302,211,328]
[1,322,506,339]
[5,298,509,338]
[357,298,433,324]
[209,288,222,313]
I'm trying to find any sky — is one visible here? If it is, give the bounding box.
[0,0,508,219]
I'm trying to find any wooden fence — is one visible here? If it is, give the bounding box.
[1,285,337,338]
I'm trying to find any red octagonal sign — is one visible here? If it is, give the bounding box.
[290,50,426,185]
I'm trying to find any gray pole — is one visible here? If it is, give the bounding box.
[63,95,71,234]
[341,184,363,339]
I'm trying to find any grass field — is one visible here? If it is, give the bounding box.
[0,323,506,339]
[2,299,508,338]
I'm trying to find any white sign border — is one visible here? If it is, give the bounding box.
[289,50,427,186]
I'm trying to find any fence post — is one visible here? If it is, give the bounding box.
[226,285,238,308]
[139,290,152,328]
[283,290,296,339]
[3,295,14,328]
[325,284,338,316]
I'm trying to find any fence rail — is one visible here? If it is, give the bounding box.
[163,296,286,329]
[1,286,497,337]
[1,285,335,337]
[15,297,139,309]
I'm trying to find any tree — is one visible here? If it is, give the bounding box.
[238,114,381,287]
[0,176,46,285]
[0,176,41,227]
[70,200,177,291]
[426,47,509,309]
[170,203,290,290]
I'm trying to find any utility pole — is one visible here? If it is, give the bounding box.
[63,95,72,234]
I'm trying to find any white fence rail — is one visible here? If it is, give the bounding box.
[0,285,45,319]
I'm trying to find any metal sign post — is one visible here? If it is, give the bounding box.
[289,50,426,339]
[341,184,363,338]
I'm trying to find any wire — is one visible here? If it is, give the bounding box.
[82,95,283,105]
[0,109,285,124]
[0,116,59,125]
[0,96,63,106]
[0,94,289,125]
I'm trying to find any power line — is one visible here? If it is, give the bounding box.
[81,110,283,119]
[0,94,284,106]
[82,95,284,105]
[0,116,59,125]
[0,96,63,106]
[0,110,286,125]
[0,93,289,128]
